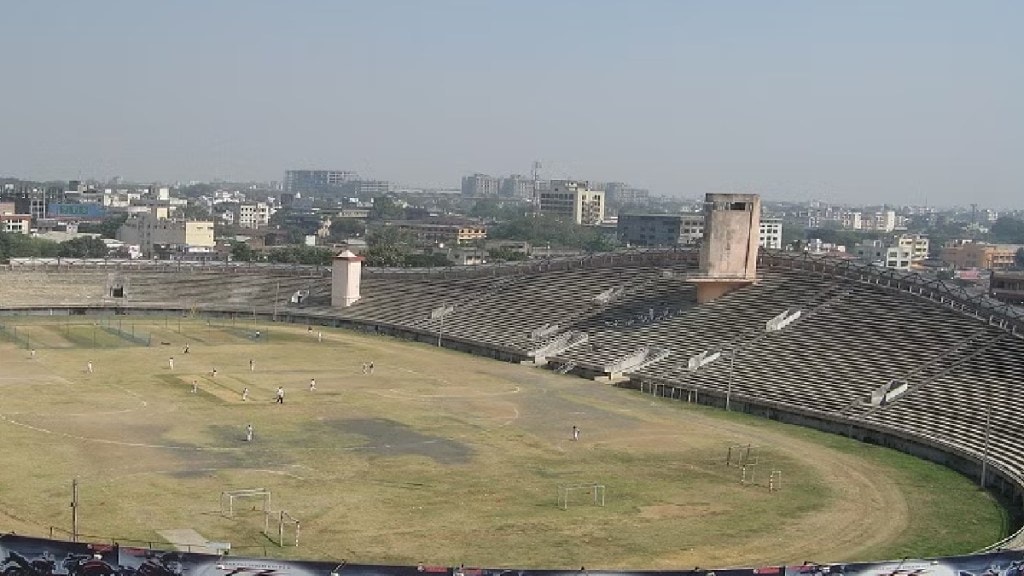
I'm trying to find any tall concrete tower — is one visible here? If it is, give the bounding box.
[331,249,364,308]
[691,193,761,303]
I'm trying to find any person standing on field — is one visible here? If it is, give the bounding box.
[276,386,285,404]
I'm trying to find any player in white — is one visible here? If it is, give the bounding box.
[572,425,580,441]
[309,378,316,391]
[249,359,255,372]
[87,361,93,374]
[245,424,254,442]
[168,357,174,370]
[191,380,198,394]
[276,387,285,404]
[242,387,249,401]
[317,331,323,342]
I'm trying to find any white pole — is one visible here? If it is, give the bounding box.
[981,403,993,487]
[71,478,79,543]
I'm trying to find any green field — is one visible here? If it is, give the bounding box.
[0,317,1008,569]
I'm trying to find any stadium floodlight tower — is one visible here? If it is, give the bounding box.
[690,193,761,303]
[331,249,364,308]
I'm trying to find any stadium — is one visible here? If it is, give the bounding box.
[3,202,1024,576]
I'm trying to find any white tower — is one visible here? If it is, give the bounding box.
[332,249,364,308]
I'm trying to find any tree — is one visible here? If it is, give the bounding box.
[365,226,413,267]
[488,247,528,262]
[329,218,366,240]
[990,217,1024,244]
[403,252,453,267]
[0,232,60,262]
[183,202,212,221]
[76,214,129,239]
[369,196,405,221]
[266,245,333,266]
[58,236,109,258]
[231,241,257,262]
[491,214,616,252]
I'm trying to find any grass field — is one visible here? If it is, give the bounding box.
[0,317,1009,569]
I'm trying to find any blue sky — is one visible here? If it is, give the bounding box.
[1,1,1021,207]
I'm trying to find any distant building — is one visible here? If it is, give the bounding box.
[10,187,64,221]
[941,242,1022,270]
[390,220,487,247]
[234,202,271,229]
[604,182,650,206]
[500,175,535,199]
[284,170,358,194]
[618,212,782,249]
[897,234,930,261]
[342,180,392,197]
[862,210,897,232]
[852,239,913,270]
[117,208,216,258]
[539,180,605,225]
[0,201,31,234]
[759,217,784,250]
[617,214,687,247]
[461,174,501,197]
[840,211,862,230]
[990,271,1024,305]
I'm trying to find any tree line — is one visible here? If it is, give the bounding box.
[0,232,111,262]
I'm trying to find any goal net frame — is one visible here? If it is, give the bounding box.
[264,510,301,547]
[557,483,606,510]
[220,488,271,517]
[726,444,761,467]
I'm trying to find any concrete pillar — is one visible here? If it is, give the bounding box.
[332,249,364,308]
[689,193,761,302]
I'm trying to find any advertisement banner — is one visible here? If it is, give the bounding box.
[3,534,1022,576]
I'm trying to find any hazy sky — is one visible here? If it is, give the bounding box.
[1,1,1021,207]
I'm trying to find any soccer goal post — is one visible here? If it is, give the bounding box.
[220,488,271,517]
[264,510,300,547]
[557,483,606,510]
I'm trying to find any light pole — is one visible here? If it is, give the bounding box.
[981,402,993,487]
[437,302,447,347]
[726,347,737,411]
[71,478,79,543]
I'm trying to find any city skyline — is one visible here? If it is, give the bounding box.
[1,1,1021,208]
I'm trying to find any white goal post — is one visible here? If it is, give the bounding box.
[264,510,301,547]
[220,488,271,517]
[557,483,606,510]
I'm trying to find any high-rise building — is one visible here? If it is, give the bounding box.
[500,175,535,199]
[342,180,392,197]
[284,170,358,194]
[461,174,501,197]
[759,217,784,250]
[862,210,897,232]
[539,180,605,225]
[235,202,271,229]
[604,182,650,206]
